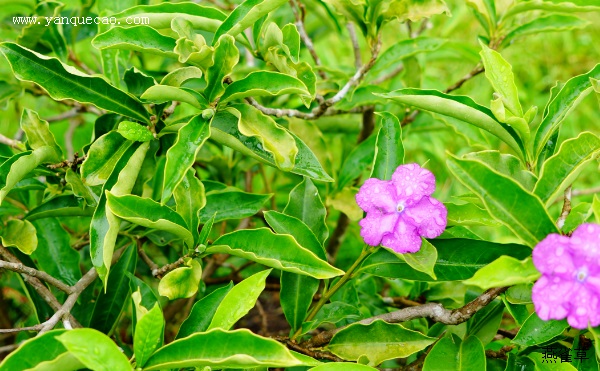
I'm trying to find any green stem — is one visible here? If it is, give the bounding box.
[291,244,379,341]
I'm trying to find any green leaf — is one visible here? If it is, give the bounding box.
[66,169,98,206]
[284,177,329,245]
[205,35,239,102]
[0,219,37,254]
[162,114,210,203]
[0,330,84,371]
[445,202,501,227]
[144,328,310,370]
[463,256,540,289]
[221,71,309,103]
[534,64,600,160]
[90,243,137,334]
[396,239,438,280]
[213,0,288,41]
[534,132,600,206]
[264,211,324,332]
[593,195,600,224]
[31,218,81,286]
[423,335,486,371]
[106,193,194,248]
[90,142,148,285]
[21,108,62,158]
[124,67,156,97]
[378,89,525,158]
[326,187,363,221]
[25,195,93,221]
[368,37,446,81]
[134,302,164,368]
[466,299,504,345]
[208,269,271,330]
[310,364,379,371]
[463,150,537,190]
[210,111,333,182]
[161,66,204,87]
[504,0,600,19]
[338,134,377,190]
[228,104,298,171]
[447,154,557,247]
[177,282,234,339]
[302,302,362,334]
[112,3,226,33]
[512,313,568,347]
[174,169,206,245]
[327,320,436,366]
[210,228,344,279]
[503,15,589,46]
[57,329,132,371]
[158,258,203,300]
[479,42,523,118]
[0,42,149,123]
[528,351,577,370]
[81,131,133,186]
[92,25,177,58]
[141,85,208,109]
[371,112,404,180]
[359,238,531,281]
[199,189,270,223]
[118,121,155,142]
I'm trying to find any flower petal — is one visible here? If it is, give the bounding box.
[570,223,600,270]
[567,284,600,329]
[359,210,399,247]
[391,163,436,206]
[380,218,422,254]
[356,178,397,214]
[532,275,574,322]
[403,196,447,239]
[532,233,574,277]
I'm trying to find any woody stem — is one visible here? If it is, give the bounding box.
[291,244,380,341]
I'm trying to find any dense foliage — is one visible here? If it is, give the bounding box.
[0,0,599,370]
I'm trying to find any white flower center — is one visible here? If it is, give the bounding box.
[396,202,405,213]
[576,268,588,283]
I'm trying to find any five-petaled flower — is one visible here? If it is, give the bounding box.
[355,163,447,254]
[532,223,600,329]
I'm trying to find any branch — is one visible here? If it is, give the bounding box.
[46,108,79,123]
[290,0,327,79]
[274,336,345,362]
[557,185,572,230]
[0,261,71,294]
[0,134,25,151]
[573,185,600,197]
[248,37,382,120]
[347,23,362,69]
[303,286,508,348]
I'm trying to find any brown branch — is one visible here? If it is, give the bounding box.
[137,239,159,274]
[47,153,86,170]
[0,261,71,294]
[557,185,573,230]
[274,336,346,362]
[0,134,25,151]
[485,345,515,360]
[161,101,180,120]
[573,185,600,197]
[303,287,508,348]
[290,0,327,79]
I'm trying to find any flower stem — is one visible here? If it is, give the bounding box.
[291,244,380,341]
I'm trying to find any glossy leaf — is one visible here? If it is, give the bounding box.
[134,302,164,368]
[534,132,600,205]
[141,85,208,109]
[199,189,270,223]
[57,329,132,371]
[445,203,501,227]
[447,154,557,247]
[512,313,568,347]
[358,238,531,281]
[338,134,376,190]
[371,112,404,180]
[0,42,149,123]
[284,177,329,245]
[106,193,194,248]
[210,110,333,181]
[221,71,309,103]
[209,228,344,279]
[213,0,288,41]
[378,89,524,157]
[66,169,98,206]
[310,364,379,371]
[229,105,298,171]
[205,35,239,102]
[503,15,589,46]
[0,219,37,254]
[327,320,435,366]
[118,121,154,142]
[396,239,438,280]
[161,66,203,87]
[162,114,210,203]
[174,169,206,244]
[534,64,600,160]
[93,26,177,58]
[463,256,540,289]
[504,0,600,19]
[158,258,203,300]
[177,282,234,339]
[423,335,486,371]
[463,150,537,190]
[143,328,307,370]
[81,132,133,186]
[480,42,523,118]
[208,269,271,330]
[21,108,62,157]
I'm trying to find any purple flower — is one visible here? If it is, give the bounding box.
[355,163,447,254]
[532,223,600,329]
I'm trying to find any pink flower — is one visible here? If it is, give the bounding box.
[355,163,447,253]
[532,223,600,329]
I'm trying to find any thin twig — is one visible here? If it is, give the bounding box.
[573,186,600,197]
[557,185,573,230]
[161,101,180,120]
[137,239,159,274]
[347,23,362,69]
[0,261,71,294]
[0,134,25,151]
[46,108,79,123]
[303,287,508,348]
[68,50,95,75]
[290,0,327,79]
[274,336,346,362]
